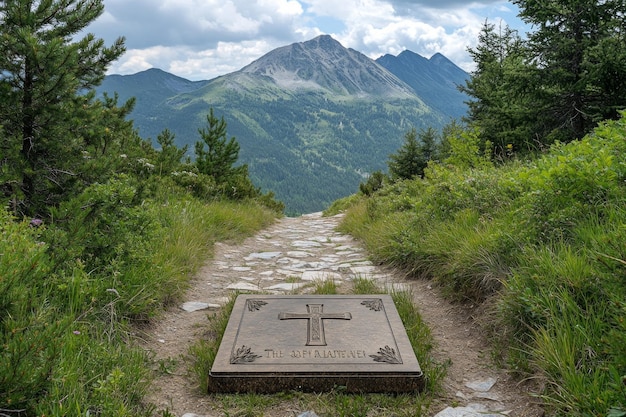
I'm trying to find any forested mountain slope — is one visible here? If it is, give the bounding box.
[98,35,469,214]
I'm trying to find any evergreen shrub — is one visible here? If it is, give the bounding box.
[0,209,66,410]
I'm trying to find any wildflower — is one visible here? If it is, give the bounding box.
[73,330,81,335]
[30,218,43,227]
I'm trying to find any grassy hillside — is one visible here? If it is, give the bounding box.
[1,187,277,415]
[328,112,626,416]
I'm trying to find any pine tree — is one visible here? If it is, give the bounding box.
[512,0,626,141]
[419,126,438,163]
[0,0,125,215]
[195,108,246,185]
[387,128,428,180]
[388,127,437,180]
[460,21,541,153]
[156,128,188,175]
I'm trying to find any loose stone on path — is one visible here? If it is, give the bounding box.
[180,302,220,312]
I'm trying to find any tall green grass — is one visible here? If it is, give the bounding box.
[1,182,277,415]
[337,113,626,415]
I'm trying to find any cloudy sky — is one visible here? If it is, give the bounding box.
[87,0,529,81]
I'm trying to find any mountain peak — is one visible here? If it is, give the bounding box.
[302,34,345,52]
[429,52,456,67]
[376,50,469,118]
[238,35,413,97]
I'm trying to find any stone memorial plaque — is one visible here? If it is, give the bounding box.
[208,294,424,393]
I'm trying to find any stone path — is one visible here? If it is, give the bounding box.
[143,212,543,417]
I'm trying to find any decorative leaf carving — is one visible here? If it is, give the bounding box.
[361,299,383,311]
[247,299,268,311]
[230,345,262,364]
[370,345,402,364]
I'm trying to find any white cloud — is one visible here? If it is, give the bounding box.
[92,0,523,80]
[170,40,277,79]
[109,46,179,74]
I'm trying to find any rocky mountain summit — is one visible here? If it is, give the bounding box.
[241,35,415,97]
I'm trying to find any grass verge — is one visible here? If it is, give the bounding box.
[333,114,626,415]
[0,196,276,415]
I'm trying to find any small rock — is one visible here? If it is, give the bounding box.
[292,240,322,248]
[433,403,502,417]
[350,265,377,275]
[383,282,412,292]
[246,251,282,260]
[182,413,205,417]
[211,296,230,305]
[301,271,342,281]
[297,412,320,417]
[286,250,312,258]
[226,282,260,291]
[181,301,219,312]
[264,282,308,291]
[465,377,497,392]
[232,266,252,271]
[292,261,326,270]
[473,391,502,401]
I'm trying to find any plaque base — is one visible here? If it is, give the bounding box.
[208,372,424,393]
[208,295,424,394]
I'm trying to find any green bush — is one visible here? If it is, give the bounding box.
[0,209,66,411]
[44,175,163,320]
[359,170,386,196]
[35,329,153,416]
[1,168,278,414]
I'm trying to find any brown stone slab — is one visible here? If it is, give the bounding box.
[208,294,424,393]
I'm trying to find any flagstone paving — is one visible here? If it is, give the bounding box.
[143,212,543,417]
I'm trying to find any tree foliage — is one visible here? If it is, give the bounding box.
[0,2,284,415]
[460,22,541,154]
[195,108,246,184]
[193,108,283,210]
[0,0,126,215]
[513,0,626,141]
[463,1,626,151]
[155,128,188,175]
[359,170,386,196]
[388,127,439,181]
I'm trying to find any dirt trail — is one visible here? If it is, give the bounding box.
[140,212,544,417]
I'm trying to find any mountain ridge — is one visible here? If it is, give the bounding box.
[97,35,469,214]
[375,49,469,118]
[239,35,416,98]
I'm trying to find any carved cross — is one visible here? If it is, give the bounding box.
[278,304,352,346]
